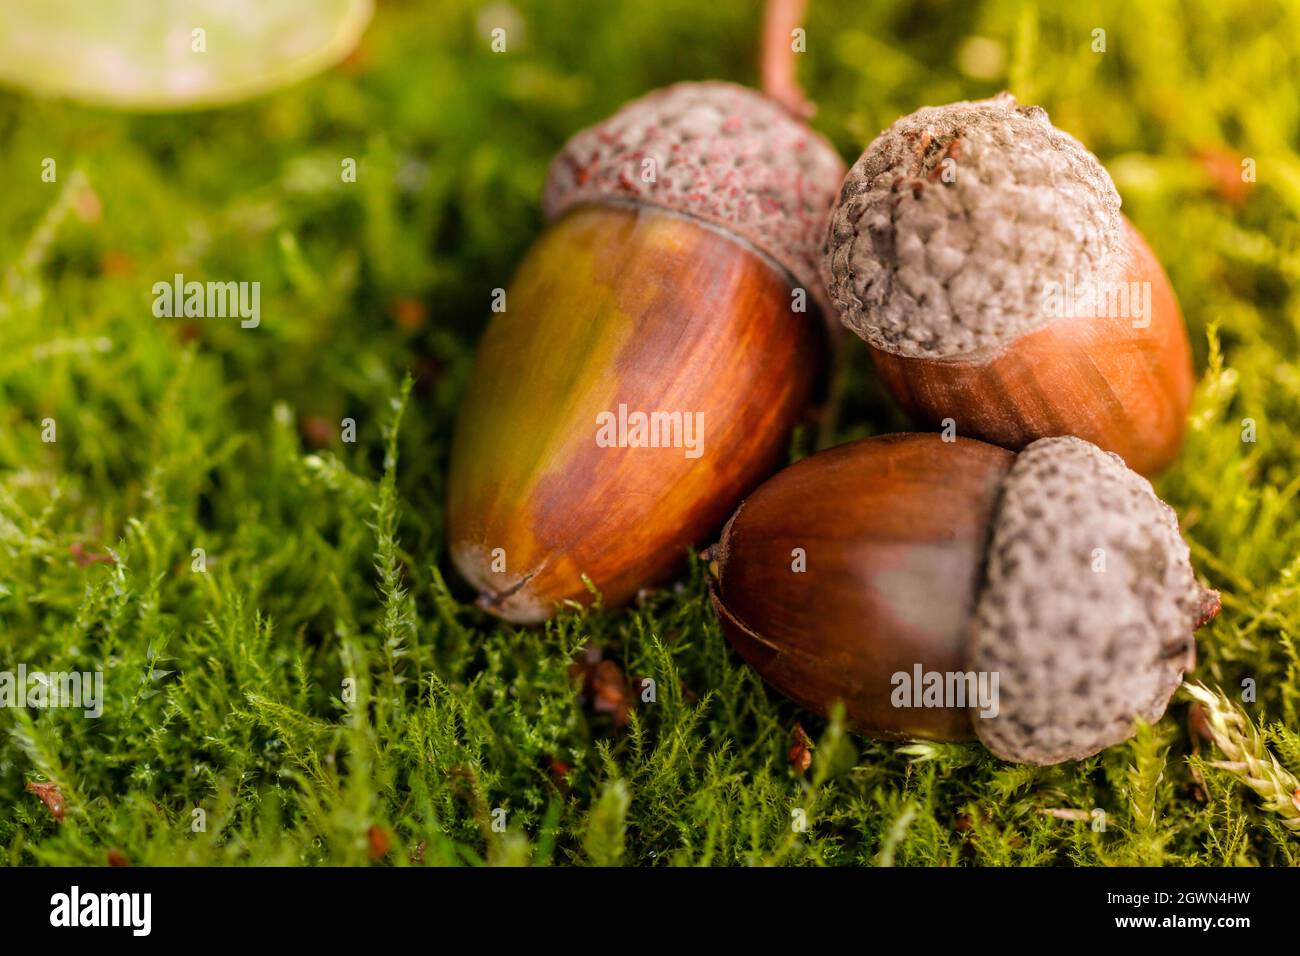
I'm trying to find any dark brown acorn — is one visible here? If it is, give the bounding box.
[448,81,845,623]
[708,433,1220,764]
[821,95,1194,476]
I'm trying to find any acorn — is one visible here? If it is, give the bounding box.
[707,433,1220,765]
[448,81,845,623]
[821,94,1194,476]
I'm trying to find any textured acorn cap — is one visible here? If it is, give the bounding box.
[821,93,1123,359]
[544,81,846,314]
[968,436,1207,765]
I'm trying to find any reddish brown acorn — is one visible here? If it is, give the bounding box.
[448,81,845,623]
[821,94,1194,476]
[708,433,1220,765]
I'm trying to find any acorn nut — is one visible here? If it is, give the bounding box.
[449,82,845,623]
[821,94,1194,476]
[707,433,1220,765]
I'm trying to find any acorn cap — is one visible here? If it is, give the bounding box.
[821,93,1123,359]
[968,436,1208,765]
[544,81,846,316]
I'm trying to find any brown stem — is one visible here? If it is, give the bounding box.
[1194,586,1222,630]
[761,0,815,119]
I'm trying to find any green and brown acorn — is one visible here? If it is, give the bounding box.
[448,82,845,623]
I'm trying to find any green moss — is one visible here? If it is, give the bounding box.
[1,0,1298,866]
